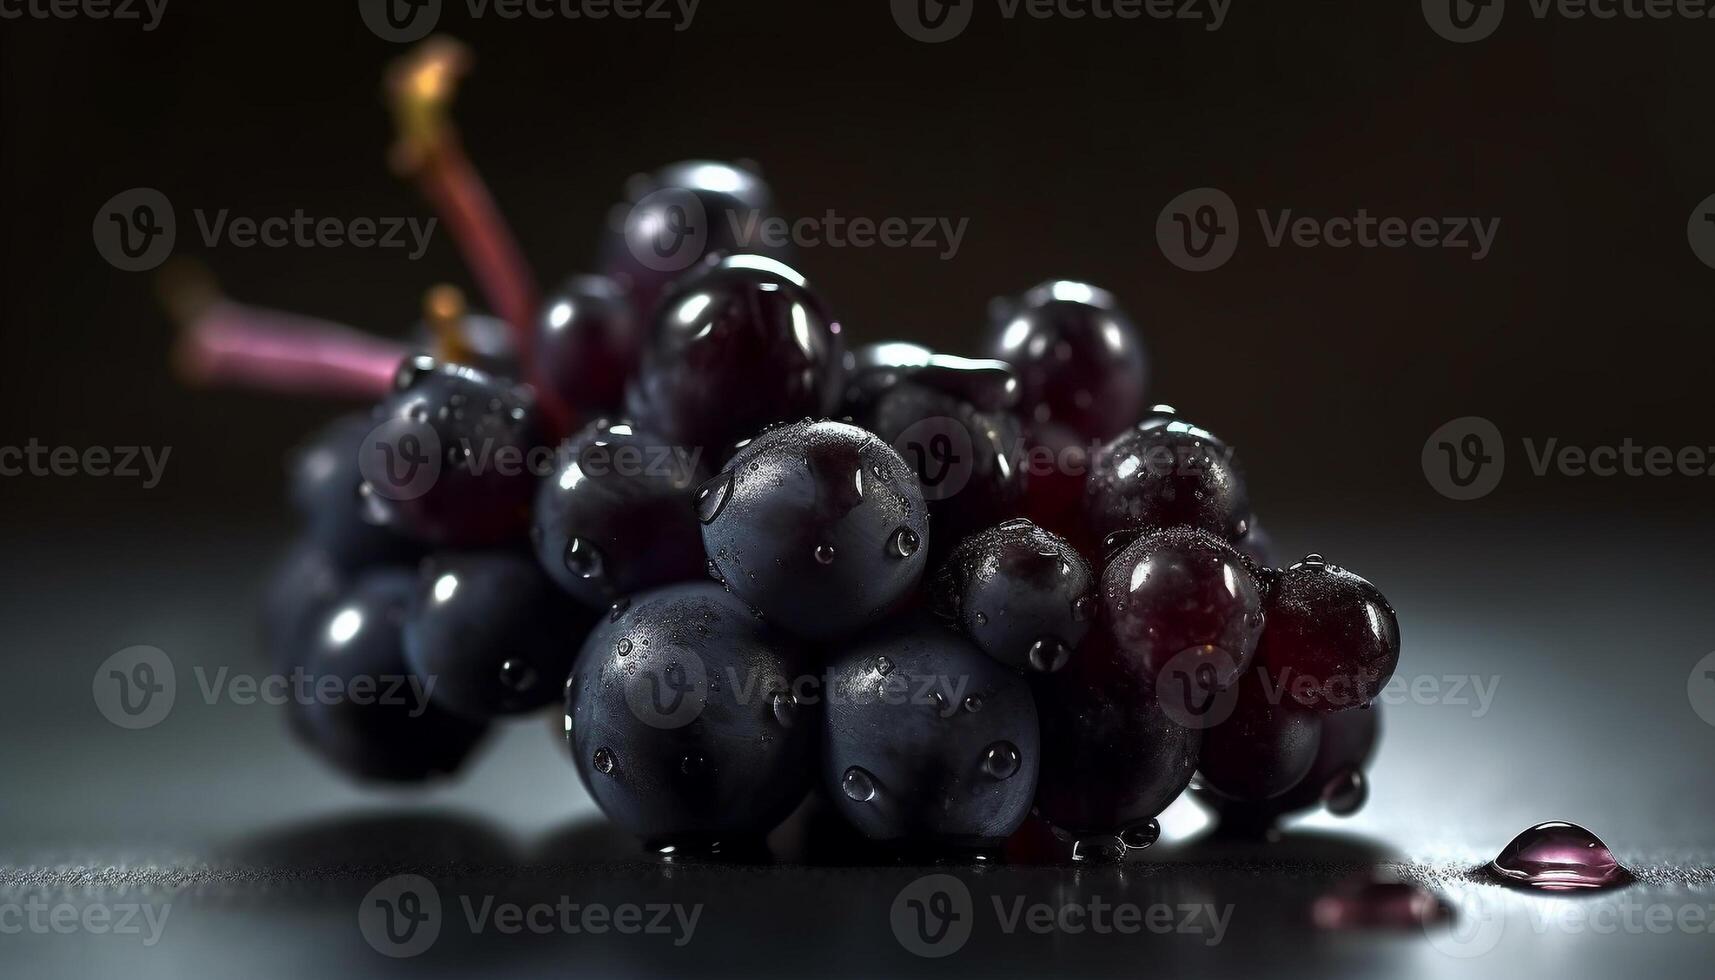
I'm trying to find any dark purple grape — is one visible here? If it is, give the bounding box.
[1254,555,1400,712]
[287,414,420,569]
[566,582,815,849]
[824,615,1039,845]
[1234,517,1276,568]
[628,254,843,452]
[531,419,709,607]
[858,380,1025,560]
[841,341,1020,417]
[1102,526,1265,694]
[1085,410,1251,545]
[403,551,596,719]
[289,570,488,783]
[983,280,1149,441]
[701,419,928,641]
[1199,703,1381,828]
[1033,631,1201,836]
[1017,421,1095,554]
[260,542,350,673]
[1196,672,1321,802]
[361,357,543,548]
[930,519,1094,673]
[599,160,790,320]
[535,274,641,416]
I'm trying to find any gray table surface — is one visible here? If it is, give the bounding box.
[3,510,1712,978]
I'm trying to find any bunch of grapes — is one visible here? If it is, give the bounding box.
[200,39,1400,861]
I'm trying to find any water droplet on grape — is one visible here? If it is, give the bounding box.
[963,694,983,713]
[609,598,630,622]
[841,766,877,803]
[771,691,799,728]
[1071,836,1127,863]
[1490,821,1628,891]
[617,637,633,656]
[974,611,989,626]
[888,527,920,558]
[706,559,724,583]
[679,752,710,778]
[1321,768,1367,816]
[982,741,1020,779]
[876,656,894,676]
[814,544,836,565]
[563,537,605,581]
[1028,637,1072,673]
[695,471,735,524]
[1072,595,1095,621]
[1120,819,1160,850]
[592,747,616,774]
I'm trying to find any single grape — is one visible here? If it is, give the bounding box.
[566,582,816,849]
[627,254,843,453]
[1254,555,1400,711]
[287,414,420,569]
[535,274,641,416]
[700,419,928,641]
[599,160,790,320]
[823,615,1039,845]
[1198,703,1382,830]
[1196,671,1322,802]
[260,541,351,674]
[1102,526,1264,693]
[929,519,1094,673]
[362,357,544,548]
[403,551,597,719]
[532,419,709,607]
[289,570,488,783]
[1085,410,1251,545]
[983,280,1149,441]
[1032,631,1201,836]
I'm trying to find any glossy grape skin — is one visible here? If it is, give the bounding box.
[1254,556,1400,712]
[628,254,843,453]
[1235,518,1276,569]
[1199,703,1381,829]
[1085,412,1252,545]
[841,341,1020,417]
[823,615,1040,845]
[1102,526,1265,693]
[289,571,488,783]
[403,551,597,719]
[261,542,351,674]
[1032,631,1201,836]
[362,357,544,548]
[599,160,790,320]
[1017,421,1095,554]
[532,420,709,608]
[1196,672,1322,802]
[535,274,641,416]
[929,519,1094,673]
[287,414,420,569]
[700,420,928,642]
[983,280,1149,441]
[858,380,1026,561]
[411,312,520,377]
[566,583,816,848]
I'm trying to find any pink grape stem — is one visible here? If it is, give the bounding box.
[175,299,405,399]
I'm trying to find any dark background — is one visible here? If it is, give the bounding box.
[2,0,1710,532]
